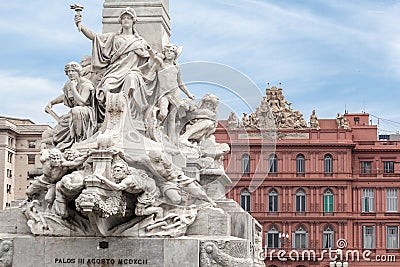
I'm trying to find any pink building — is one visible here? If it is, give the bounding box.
[216,87,400,267]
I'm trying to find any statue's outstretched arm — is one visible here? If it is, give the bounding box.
[74,14,95,40]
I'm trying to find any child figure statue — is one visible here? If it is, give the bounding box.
[147,44,195,143]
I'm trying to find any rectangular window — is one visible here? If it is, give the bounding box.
[322,231,334,248]
[7,152,12,163]
[296,195,306,212]
[363,226,376,249]
[361,161,372,174]
[387,226,399,249]
[292,233,308,249]
[28,140,36,149]
[362,188,374,212]
[268,194,278,212]
[269,157,277,173]
[6,184,11,194]
[384,161,395,173]
[387,188,398,212]
[28,155,35,165]
[240,192,251,212]
[296,157,305,173]
[324,195,334,212]
[8,137,14,146]
[324,156,333,174]
[266,233,279,248]
[242,155,250,175]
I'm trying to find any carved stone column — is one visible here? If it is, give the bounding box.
[103,0,170,51]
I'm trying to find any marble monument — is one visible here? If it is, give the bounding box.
[0,2,265,267]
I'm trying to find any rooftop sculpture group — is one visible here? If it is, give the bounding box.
[22,6,229,238]
[227,86,325,132]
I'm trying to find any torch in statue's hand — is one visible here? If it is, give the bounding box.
[70,4,84,32]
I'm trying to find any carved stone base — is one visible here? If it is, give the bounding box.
[0,235,256,267]
[0,206,265,266]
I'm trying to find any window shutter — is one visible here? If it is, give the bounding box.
[372,226,376,248]
[397,226,400,249]
[362,226,366,248]
[292,233,296,248]
[305,233,309,248]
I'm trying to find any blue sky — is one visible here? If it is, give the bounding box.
[1,0,400,134]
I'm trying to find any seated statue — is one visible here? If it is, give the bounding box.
[45,62,96,150]
[75,7,155,122]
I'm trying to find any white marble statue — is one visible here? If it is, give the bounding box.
[22,5,230,241]
[45,62,96,150]
[75,7,155,121]
[147,43,195,141]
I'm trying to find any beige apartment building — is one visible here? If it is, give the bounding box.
[0,116,50,210]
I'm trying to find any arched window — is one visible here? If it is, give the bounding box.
[242,154,250,174]
[323,189,334,212]
[269,154,278,173]
[240,189,251,211]
[322,225,334,248]
[268,189,278,212]
[293,225,308,249]
[266,225,279,248]
[296,154,305,174]
[295,189,306,212]
[324,154,333,174]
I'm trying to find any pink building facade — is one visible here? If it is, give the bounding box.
[217,102,400,266]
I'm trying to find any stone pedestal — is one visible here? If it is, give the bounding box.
[103,0,170,51]
[0,234,255,267]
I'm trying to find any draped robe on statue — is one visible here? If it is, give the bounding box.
[91,31,154,121]
[53,78,96,150]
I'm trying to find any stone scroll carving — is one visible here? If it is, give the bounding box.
[22,6,230,239]
[0,240,12,267]
[200,241,253,267]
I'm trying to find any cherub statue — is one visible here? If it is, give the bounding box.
[146,43,195,142]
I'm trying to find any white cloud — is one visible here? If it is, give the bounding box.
[0,71,63,125]
[0,0,399,131]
